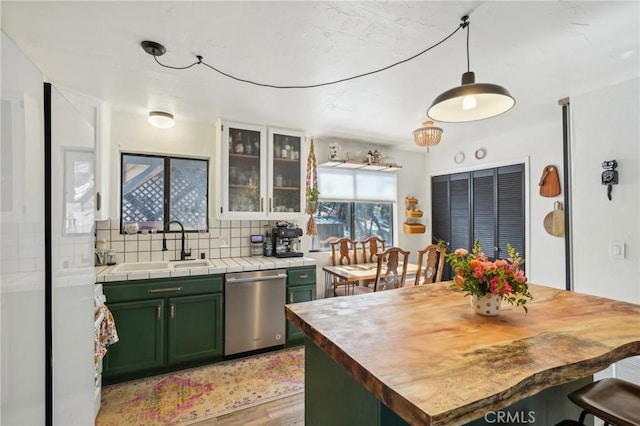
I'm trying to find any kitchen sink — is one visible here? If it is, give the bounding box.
[109,259,213,273]
[170,259,213,269]
[110,261,170,273]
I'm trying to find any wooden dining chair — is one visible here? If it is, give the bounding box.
[406,244,446,287]
[346,247,410,296]
[359,236,386,264]
[330,237,358,296]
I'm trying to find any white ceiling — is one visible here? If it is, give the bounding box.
[2,1,638,150]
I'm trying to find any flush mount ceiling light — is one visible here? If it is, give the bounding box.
[427,16,515,123]
[413,120,443,152]
[148,111,175,129]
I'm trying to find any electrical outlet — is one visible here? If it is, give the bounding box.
[610,241,625,259]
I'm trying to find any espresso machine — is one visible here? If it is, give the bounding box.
[272,225,303,258]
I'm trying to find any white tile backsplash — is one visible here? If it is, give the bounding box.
[93,218,292,263]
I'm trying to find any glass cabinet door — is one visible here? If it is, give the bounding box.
[221,121,267,218]
[268,128,304,216]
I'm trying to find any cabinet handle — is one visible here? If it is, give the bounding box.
[269,198,272,212]
[170,304,175,319]
[148,287,183,293]
[157,305,161,320]
[298,274,308,279]
[261,197,264,212]
[96,192,101,211]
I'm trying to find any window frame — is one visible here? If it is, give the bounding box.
[120,152,209,234]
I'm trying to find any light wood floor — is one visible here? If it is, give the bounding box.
[191,392,304,426]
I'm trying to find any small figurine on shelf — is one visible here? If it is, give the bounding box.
[328,143,341,161]
[372,149,382,164]
[367,150,374,165]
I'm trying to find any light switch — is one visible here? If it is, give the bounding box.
[611,241,625,259]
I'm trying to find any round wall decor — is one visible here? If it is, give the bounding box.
[475,148,487,159]
[454,152,465,164]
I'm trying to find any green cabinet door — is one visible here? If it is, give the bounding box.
[286,284,316,344]
[103,299,165,378]
[168,293,223,364]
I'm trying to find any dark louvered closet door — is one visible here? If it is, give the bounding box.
[431,164,525,280]
[449,173,470,257]
[431,176,450,246]
[497,164,525,267]
[472,169,496,259]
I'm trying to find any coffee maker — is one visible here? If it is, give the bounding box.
[272,225,303,258]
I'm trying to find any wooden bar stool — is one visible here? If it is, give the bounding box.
[567,378,640,426]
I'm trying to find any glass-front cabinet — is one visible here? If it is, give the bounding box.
[217,119,304,219]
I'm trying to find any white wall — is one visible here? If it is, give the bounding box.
[571,77,640,304]
[425,119,567,289]
[108,110,217,221]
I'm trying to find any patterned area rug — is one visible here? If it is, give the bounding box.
[96,346,305,426]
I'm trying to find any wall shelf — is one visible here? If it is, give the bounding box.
[319,160,402,172]
[404,197,426,234]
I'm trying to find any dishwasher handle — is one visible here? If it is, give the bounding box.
[225,273,287,284]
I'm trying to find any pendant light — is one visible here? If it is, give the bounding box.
[413,120,443,152]
[148,111,175,129]
[427,16,515,123]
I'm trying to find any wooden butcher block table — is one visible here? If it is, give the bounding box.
[285,283,640,425]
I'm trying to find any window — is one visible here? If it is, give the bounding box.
[310,169,396,251]
[120,153,209,233]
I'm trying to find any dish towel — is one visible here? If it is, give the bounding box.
[94,305,119,367]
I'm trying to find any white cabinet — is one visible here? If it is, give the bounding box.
[216,119,305,219]
[57,87,111,220]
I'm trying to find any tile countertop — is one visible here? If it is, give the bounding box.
[95,256,317,283]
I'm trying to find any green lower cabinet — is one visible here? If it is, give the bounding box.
[103,299,165,377]
[103,275,223,383]
[168,293,223,364]
[286,266,317,345]
[286,284,316,343]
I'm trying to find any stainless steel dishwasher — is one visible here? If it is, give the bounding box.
[224,269,287,356]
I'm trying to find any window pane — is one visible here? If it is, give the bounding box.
[310,201,351,251]
[354,202,393,243]
[355,172,396,201]
[170,158,208,231]
[121,154,164,231]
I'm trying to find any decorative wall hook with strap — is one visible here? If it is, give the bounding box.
[538,165,561,197]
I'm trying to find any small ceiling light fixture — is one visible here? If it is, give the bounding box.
[427,15,515,123]
[148,111,175,129]
[413,120,443,152]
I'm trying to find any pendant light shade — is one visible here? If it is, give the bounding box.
[148,111,175,129]
[413,120,443,151]
[427,16,515,123]
[427,72,515,122]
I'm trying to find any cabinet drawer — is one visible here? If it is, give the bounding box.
[287,267,316,286]
[104,275,223,303]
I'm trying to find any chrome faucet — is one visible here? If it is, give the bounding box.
[162,220,192,261]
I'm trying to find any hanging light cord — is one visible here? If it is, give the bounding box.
[149,20,466,89]
[462,15,471,73]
